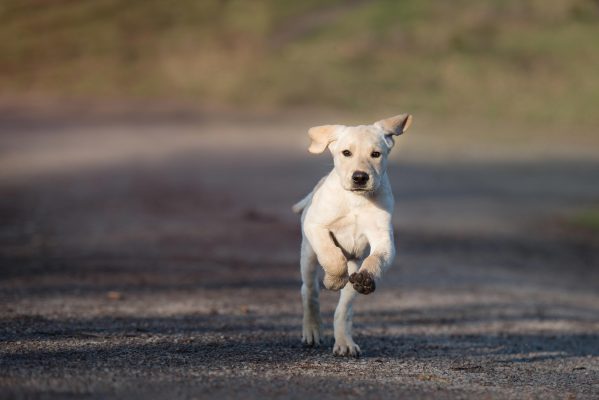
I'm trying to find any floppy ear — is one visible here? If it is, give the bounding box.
[375,114,413,136]
[308,125,342,154]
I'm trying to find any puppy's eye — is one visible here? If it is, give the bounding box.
[342,150,352,157]
[371,151,381,158]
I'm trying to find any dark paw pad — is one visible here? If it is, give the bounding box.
[349,271,376,294]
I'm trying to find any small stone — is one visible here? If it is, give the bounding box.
[239,305,251,314]
[106,291,123,301]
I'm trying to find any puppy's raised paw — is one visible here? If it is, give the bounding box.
[349,271,376,295]
[323,273,349,291]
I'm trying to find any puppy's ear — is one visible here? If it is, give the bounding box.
[375,114,413,136]
[308,125,342,154]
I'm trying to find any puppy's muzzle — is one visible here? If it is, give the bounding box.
[351,171,369,187]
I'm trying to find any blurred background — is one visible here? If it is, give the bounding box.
[2,0,599,124]
[1,1,598,398]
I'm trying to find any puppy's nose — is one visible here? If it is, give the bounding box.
[352,171,369,185]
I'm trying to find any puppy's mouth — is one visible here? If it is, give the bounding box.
[350,187,374,193]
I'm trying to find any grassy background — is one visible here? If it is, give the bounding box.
[568,207,599,233]
[2,0,599,124]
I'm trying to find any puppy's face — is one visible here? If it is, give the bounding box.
[331,126,390,192]
[308,114,412,194]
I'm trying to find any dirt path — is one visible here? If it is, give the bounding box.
[1,110,598,399]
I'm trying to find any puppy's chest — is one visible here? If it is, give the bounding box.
[329,213,370,259]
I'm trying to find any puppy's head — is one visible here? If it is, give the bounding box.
[308,114,412,193]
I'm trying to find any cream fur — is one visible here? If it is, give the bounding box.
[294,114,412,356]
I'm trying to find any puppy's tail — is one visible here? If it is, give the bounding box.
[292,177,326,214]
[291,194,311,214]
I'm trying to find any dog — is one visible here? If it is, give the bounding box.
[292,114,413,356]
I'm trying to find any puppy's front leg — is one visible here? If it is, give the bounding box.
[350,231,395,295]
[304,223,348,291]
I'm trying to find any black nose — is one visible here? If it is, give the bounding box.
[352,171,369,185]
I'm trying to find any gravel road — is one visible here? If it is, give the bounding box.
[1,107,598,399]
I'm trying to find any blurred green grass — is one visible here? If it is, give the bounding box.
[568,207,599,233]
[2,0,599,123]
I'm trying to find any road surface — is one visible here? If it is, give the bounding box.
[1,106,598,399]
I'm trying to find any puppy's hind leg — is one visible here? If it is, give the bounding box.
[300,238,322,346]
[333,260,361,357]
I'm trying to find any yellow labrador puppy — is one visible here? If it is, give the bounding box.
[293,114,413,356]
